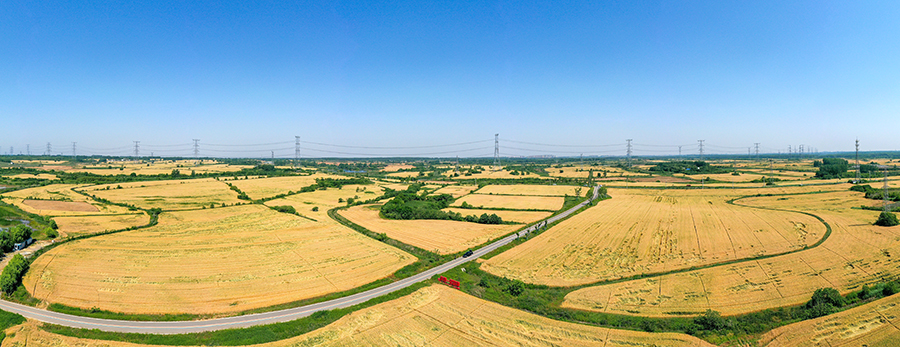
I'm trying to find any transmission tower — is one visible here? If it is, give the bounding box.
[580,153,584,172]
[193,139,200,158]
[754,143,760,161]
[855,139,860,183]
[45,142,51,156]
[626,139,633,167]
[72,142,77,160]
[26,144,30,156]
[133,141,140,158]
[698,140,704,161]
[294,136,301,169]
[799,145,804,160]
[884,167,890,213]
[493,134,500,171]
[455,156,460,175]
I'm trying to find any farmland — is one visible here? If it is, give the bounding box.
[23,204,415,314]
[1,284,714,346]
[475,184,584,196]
[481,187,826,286]
[83,178,244,210]
[758,291,900,346]
[561,190,900,317]
[453,193,564,211]
[225,173,343,200]
[430,184,477,198]
[443,208,551,224]
[338,204,520,254]
[1,184,130,215]
[264,183,384,220]
[52,213,149,237]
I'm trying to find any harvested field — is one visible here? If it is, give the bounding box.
[339,204,519,254]
[226,174,343,200]
[2,173,58,180]
[2,184,128,215]
[24,204,415,314]
[453,194,564,211]
[53,214,148,238]
[430,184,477,198]
[758,293,900,346]
[450,168,544,180]
[444,208,551,224]
[481,188,826,286]
[264,184,383,220]
[23,200,98,212]
[381,163,415,172]
[0,285,715,347]
[68,160,252,176]
[476,184,584,196]
[546,166,643,178]
[84,178,243,210]
[386,171,425,178]
[561,190,900,317]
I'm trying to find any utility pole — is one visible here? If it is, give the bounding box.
[754,143,760,162]
[698,140,704,161]
[493,134,500,171]
[855,139,860,183]
[294,136,301,169]
[193,139,200,158]
[133,141,140,158]
[626,139,633,167]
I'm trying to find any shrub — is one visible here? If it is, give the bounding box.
[875,211,899,227]
[694,309,726,331]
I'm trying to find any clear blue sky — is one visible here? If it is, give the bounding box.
[2,1,898,157]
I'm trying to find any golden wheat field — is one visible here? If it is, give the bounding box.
[339,204,520,254]
[561,190,900,317]
[226,174,344,200]
[52,214,149,238]
[1,184,130,215]
[83,178,243,210]
[264,184,383,220]
[2,173,59,180]
[68,160,252,176]
[453,194,564,211]
[443,208,551,224]
[381,163,415,172]
[757,293,900,346]
[429,184,477,198]
[386,171,426,178]
[0,285,715,347]
[23,204,415,314]
[449,168,545,180]
[481,187,826,286]
[475,184,585,196]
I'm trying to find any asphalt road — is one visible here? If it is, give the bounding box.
[0,185,601,334]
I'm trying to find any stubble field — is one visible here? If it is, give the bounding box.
[24,204,415,314]
[452,194,564,211]
[481,188,825,286]
[1,285,714,347]
[52,214,149,238]
[84,178,243,210]
[339,204,520,254]
[561,190,900,317]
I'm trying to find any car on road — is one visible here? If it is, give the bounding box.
[463,249,474,257]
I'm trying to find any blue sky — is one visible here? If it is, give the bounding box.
[2,1,898,157]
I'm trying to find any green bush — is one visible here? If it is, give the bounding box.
[0,254,28,294]
[875,211,899,227]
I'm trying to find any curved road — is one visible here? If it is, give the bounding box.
[0,185,601,334]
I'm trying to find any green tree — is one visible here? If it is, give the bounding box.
[694,309,727,330]
[875,211,899,227]
[10,225,31,244]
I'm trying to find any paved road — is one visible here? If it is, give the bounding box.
[0,185,601,334]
